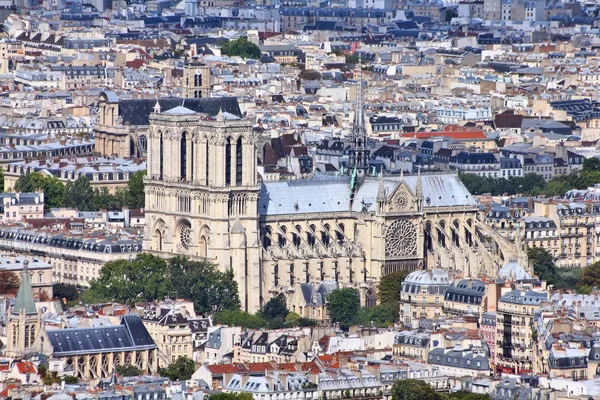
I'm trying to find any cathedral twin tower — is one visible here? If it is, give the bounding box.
[143,104,263,312]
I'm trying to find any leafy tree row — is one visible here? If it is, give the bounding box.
[328,271,409,329]
[392,379,490,400]
[159,356,196,381]
[527,247,580,291]
[14,170,145,212]
[82,254,240,315]
[214,293,318,329]
[459,157,600,197]
[220,37,261,59]
[526,247,600,294]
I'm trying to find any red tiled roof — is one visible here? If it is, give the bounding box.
[126,59,146,69]
[207,364,247,374]
[15,362,36,374]
[246,362,276,372]
[0,383,19,397]
[278,362,320,373]
[401,130,487,140]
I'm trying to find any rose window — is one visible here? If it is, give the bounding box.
[385,219,417,257]
[180,222,192,250]
[394,192,410,211]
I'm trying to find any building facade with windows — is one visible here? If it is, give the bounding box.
[141,91,522,313]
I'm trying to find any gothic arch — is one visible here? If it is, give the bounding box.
[199,236,208,257]
[425,221,433,252]
[263,225,273,249]
[138,134,148,156]
[336,223,345,245]
[129,135,136,157]
[155,229,163,251]
[437,220,447,248]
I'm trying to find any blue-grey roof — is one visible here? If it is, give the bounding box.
[499,290,547,305]
[300,280,338,306]
[46,315,156,356]
[428,348,489,371]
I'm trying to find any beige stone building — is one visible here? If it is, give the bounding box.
[496,289,547,374]
[140,85,517,313]
[399,269,450,327]
[141,302,194,366]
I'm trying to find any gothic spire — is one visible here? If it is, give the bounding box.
[376,169,386,203]
[353,50,365,142]
[13,260,37,316]
[348,48,370,174]
[415,166,423,211]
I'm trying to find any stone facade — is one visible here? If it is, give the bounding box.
[143,101,513,313]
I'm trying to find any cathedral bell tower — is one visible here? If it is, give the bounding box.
[143,104,262,312]
[6,260,41,358]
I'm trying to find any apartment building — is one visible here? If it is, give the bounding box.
[0,192,44,222]
[141,301,195,366]
[399,269,451,328]
[496,290,547,374]
[443,279,487,318]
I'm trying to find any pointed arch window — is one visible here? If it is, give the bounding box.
[225,137,231,186]
[236,137,243,185]
[24,324,29,348]
[159,133,164,180]
[180,132,187,181]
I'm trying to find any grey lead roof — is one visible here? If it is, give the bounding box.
[258,172,476,216]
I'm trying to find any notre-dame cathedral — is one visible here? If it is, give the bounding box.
[138,83,521,314]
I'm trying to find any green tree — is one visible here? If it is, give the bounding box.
[345,54,360,65]
[52,283,79,301]
[82,253,172,305]
[527,247,556,284]
[447,392,490,400]
[91,187,124,211]
[169,256,240,314]
[298,70,322,80]
[159,356,195,381]
[63,376,79,384]
[82,255,241,314]
[445,8,458,22]
[15,172,65,209]
[116,365,142,377]
[554,268,581,291]
[260,293,289,328]
[391,379,443,400]
[63,176,94,210]
[221,37,261,59]
[357,303,398,327]
[285,312,301,327]
[583,157,600,172]
[213,309,267,329]
[0,270,19,293]
[328,288,360,329]
[207,393,254,400]
[579,261,600,290]
[378,270,409,304]
[125,170,146,209]
[298,317,318,327]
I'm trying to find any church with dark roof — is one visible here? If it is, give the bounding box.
[5,261,158,380]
